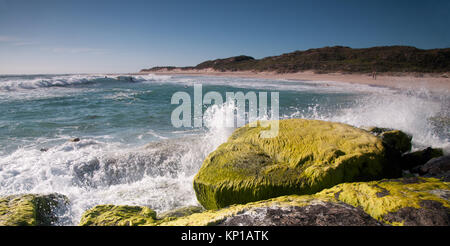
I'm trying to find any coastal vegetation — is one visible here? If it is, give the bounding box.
[141,46,450,74]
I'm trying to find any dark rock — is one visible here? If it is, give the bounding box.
[401,147,443,170]
[217,201,384,226]
[70,138,80,142]
[383,200,450,226]
[40,148,48,152]
[413,155,450,181]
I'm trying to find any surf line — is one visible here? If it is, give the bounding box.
[170,84,280,138]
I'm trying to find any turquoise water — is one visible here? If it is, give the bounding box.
[0,73,448,224]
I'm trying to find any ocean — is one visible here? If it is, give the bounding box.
[0,73,448,225]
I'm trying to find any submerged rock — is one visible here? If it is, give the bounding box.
[401,147,443,170]
[0,193,69,226]
[194,119,397,209]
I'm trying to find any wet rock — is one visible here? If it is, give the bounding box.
[195,119,395,210]
[0,193,69,226]
[320,177,450,226]
[401,147,443,170]
[79,177,449,226]
[79,205,157,226]
[157,206,205,219]
[413,155,450,181]
[217,201,384,226]
[70,138,80,142]
[366,127,412,154]
[383,200,449,226]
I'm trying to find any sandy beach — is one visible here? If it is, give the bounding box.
[142,69,450,92]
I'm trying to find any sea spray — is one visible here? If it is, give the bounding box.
[0,73,448,225]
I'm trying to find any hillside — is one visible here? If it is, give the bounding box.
[141,46,450,74]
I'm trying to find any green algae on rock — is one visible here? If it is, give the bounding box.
[79,205,158,226]
[78,178,449,226]
[157,206,205,219]
[0,193,69,226]
[366,127,412,154]
[194,119,395,209]
[319,177,450,225]
[168,177,449,226]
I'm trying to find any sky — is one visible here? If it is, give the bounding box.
[0,0,449,74]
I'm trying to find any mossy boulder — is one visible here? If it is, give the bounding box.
[0,193,69,226]
[79,205,158,226]
[194,119,395,209]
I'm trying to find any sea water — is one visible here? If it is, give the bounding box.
[0,73,448,225]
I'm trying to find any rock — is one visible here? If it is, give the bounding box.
[194,119,396,210]
[413,155,450,181]
[157,206,205,219]
[320,177,450,226]
[70,138,80,142]
[78,177,449,226]
[0,193,69,226]
[401,147,443,170]
[40,148,48,152]
[79,205,157,226]
[366,127,412,154]
[216,201,383,226]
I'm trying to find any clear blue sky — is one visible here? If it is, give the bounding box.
[1,0,449,74]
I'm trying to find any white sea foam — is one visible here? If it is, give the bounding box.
[0,74,171,92]
[284,89,450,153]
[0,74,448,226]
[0,101,237,225]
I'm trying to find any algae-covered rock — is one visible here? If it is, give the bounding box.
[0,193,69,226]
[366,127,412,154]
[79,205,158,226]
[319,177,450,225]
[401,147,443,170]
[157,206,205,219]
[78,178,449,226]
[168,177,449,226]
[194,119,394,209]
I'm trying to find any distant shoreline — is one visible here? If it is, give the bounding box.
[139,69,450,92]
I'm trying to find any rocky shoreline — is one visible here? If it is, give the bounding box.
[1,119,449,226]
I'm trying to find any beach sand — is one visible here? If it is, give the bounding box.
[141,69,450,92]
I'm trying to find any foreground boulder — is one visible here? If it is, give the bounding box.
[194,119,397,209]
[79,177,449,226]
[0,193,69,226]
